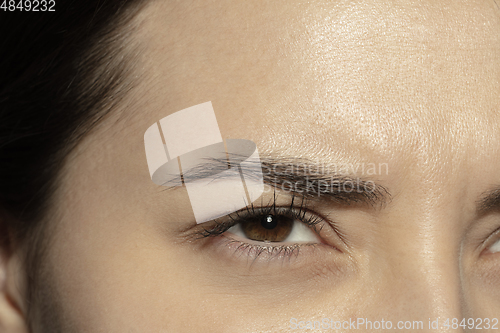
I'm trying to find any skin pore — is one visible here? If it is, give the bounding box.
[3,0,500,331]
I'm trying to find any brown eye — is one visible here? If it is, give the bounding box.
[240,214,294,242]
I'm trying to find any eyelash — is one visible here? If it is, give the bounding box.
[193,193,334,260]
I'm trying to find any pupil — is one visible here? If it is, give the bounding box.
[261,214,278,229]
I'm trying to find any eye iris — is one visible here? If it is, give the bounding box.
[261,214,278,229]
[240,214,294,242]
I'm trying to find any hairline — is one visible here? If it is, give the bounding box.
[23,2,152,329]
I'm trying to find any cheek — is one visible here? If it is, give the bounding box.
[46,221,188,330]
[44,191,197,330]
[464,253,500,319]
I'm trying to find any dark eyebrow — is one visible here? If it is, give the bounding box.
[259,158,390,208]
[477,188,500,215]
[167,155,391,209]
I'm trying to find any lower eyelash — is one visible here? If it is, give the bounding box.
[215,234,322,263]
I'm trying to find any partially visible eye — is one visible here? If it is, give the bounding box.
[482,226,500,255]
[488,238,500,254]
[227,213,321,243]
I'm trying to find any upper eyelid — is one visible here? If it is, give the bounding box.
[196,194,346,246]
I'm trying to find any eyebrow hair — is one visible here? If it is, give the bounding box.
[260,159,390,207]
[477,188,500,215]
[165,155,391,209]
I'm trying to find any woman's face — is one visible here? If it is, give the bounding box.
[23,0,500,331]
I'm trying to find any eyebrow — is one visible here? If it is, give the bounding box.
[166,156,391,209]
[477,188,500,215]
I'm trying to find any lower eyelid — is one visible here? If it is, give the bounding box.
[213,233,324,263]
[204,234,353,281]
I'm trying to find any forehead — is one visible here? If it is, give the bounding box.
[109,0,500,191]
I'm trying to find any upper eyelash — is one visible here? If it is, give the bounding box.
[196,192,324,239]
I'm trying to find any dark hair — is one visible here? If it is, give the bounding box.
[0,0,148,328]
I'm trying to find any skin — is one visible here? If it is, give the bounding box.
[2,0,500,331]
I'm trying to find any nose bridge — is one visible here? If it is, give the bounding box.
[377,209,465,325]
[377,141,471,324]
[393,249,462,319]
